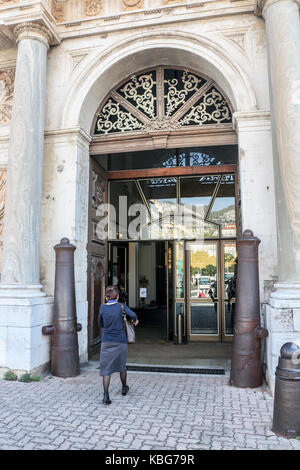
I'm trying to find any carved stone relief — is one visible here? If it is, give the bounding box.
[122,0,144,11]
[91,170,105,208]
[51,0,66,23]
[83,0,104,17]
[0,68,15,123]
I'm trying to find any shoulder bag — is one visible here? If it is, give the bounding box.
[121,304,135,344]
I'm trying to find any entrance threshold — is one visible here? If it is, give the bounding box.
[126,341,232,373]
[126,363,226,375]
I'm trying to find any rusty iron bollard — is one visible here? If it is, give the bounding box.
[272,342,300,439]
[42,238,82,378]
[230,230,268,388]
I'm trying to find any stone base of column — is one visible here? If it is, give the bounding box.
[265,283,300,394]
[0,296,54,376]
[0,297,88,377]
[0,284,46,298]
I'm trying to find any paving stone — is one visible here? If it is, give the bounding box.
[1,369,300,451]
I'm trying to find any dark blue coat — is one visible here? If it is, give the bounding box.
[98,302,137,343]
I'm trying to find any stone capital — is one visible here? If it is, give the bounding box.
[256,0,300,16]
[13,22,53,49]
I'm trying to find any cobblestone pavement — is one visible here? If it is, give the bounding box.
[0,365,300,451]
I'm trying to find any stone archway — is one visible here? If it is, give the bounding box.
[42,30,272,363]
[61,30,258,133]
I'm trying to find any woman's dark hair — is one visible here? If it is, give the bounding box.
[105,285,119,300]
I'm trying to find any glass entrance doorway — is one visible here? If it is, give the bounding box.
[108,240,173,343]
[108,239,236,344]
[89,145,239,348]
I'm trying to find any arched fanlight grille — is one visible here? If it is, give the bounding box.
[93,67,233,136]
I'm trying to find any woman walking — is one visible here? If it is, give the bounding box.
[98,285,139,405]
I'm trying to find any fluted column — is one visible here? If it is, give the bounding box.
[0,22,51,297]
[261,0,300,293]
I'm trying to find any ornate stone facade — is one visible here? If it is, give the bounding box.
[51,0,66,23]
[14,22,53,48]
[0,69,15,123]
[83,0,104,17]
[0,0,298,394]
[122,0,144,11]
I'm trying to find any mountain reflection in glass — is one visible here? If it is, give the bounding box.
[207,175,236,238]
[108,174,236,241]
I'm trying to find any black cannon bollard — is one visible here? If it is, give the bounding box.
[272,342,300,439]
[230,230,268,388]
[42,238,82,378]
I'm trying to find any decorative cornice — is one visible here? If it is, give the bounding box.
[13,22,53,48]
[44,127,92,145]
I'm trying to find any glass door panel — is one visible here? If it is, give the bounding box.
[190,303,218,335]
[187,242,220,340]
[189,242,217,299]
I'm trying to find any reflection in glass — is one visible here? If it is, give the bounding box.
[180,176,218,214]
[189,243,217,299]
[190,303,218,335]
[204,221,219,239]
[94,146,238,171]
[224,243,237,335]
[139,178,178,240]
[180,176,218,239]
[108,174,236,241]
[207,175,236,238]
[175,242,184,299]
[139,178,177,205]
[109,180,145,240]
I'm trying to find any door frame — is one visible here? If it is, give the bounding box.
[87,157,108,358]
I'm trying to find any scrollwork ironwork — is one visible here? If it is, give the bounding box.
[93,68,232,136]
[179,87,232,126]
[95,98,144,135]
[164,70,205,117]
[118,72,156,119]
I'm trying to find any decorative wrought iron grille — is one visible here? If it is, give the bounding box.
[93,67,233,136]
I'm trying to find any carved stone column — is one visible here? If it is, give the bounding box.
[260,0,300,287]
[0,22,51,297]
[258,0,300,393]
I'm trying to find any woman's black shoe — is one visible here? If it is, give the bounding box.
[103,394,112,405]
[122,385,129,396]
